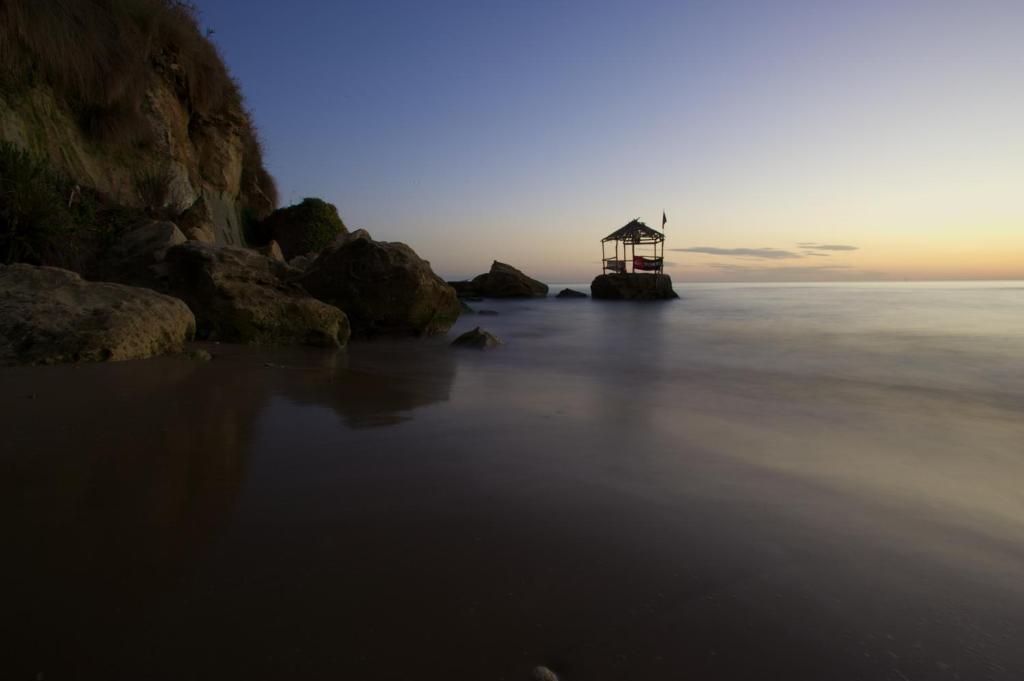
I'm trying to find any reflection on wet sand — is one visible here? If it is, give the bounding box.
[0,342,457,678]
[3,283,1024,680]
[281,338,457,428]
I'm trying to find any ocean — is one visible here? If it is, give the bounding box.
[3,281,1023,680]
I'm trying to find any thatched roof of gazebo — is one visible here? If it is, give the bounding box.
[602,218,664,244]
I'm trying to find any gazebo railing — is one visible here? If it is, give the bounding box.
[632,255,663,272]
[603,258,627,273]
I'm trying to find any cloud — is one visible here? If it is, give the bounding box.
[797,242,859,251]
[671,247,803,260]
[705,263,884,282]
[710,264,849,272]
[803,252,831,257]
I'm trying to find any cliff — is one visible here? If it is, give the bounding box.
[0,0,277,246]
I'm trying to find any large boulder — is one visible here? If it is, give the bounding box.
[163,242,349,347]
[0,264,195,365]
[255,198,347,260]
[468,261,548,298]
[590,273,679,300]
[101,220,187,286]
[301,232,461,336]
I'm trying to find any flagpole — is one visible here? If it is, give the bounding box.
[661,210,667,274]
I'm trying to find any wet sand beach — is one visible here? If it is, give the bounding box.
[3,282,1024,680]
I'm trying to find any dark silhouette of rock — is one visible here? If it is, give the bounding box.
[448,280,479,298]
[101,220,187,287]
[591,273,679,300]
[0,263,195,365]
[287,253,316,272]
[301,231,461,336]
[467,261,548,298]
[163,242,349,347]
[344,228,371,242]
[556,288,588,298]
[451,326,502,349]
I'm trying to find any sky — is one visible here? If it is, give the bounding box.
[197,0,1023,282]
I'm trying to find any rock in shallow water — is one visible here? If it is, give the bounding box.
[301,231,461,337]
[590,273,679,300]
[0,264,195,365]
[163,242,349,348]
[469,261,548,298]
[451,326,502,349]
[556,287,588,298]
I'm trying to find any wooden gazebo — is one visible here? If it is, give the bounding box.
[601,219,665,274]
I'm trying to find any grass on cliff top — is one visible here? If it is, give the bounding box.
[0,0,278,216]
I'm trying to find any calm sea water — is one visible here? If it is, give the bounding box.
[3,281,1023,680]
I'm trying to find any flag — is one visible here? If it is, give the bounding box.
[662,211,667,230]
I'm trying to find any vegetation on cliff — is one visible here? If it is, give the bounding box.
[250,198,348,259]
[0,141,95,267]
[0,0,277,245]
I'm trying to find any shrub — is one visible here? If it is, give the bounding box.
[0,142,145,270]
[134,165,180,215]
[0,141,76,265]
[256,198,347,259]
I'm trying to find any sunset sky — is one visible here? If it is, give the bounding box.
[199,0,1023,282]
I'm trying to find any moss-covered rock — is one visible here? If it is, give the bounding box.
[256,198,347,259]
[163,241,350,348]
[0,263,195,365]
[301,231,461,337]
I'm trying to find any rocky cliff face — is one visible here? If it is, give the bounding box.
[0,0,276,246]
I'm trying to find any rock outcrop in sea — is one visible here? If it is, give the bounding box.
[591,273,679,300]
[450,261,549,298]
[0,264,195,365]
